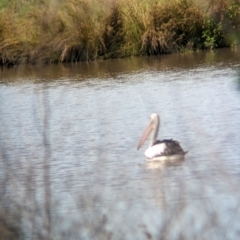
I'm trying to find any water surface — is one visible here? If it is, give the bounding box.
[1,48,240,239]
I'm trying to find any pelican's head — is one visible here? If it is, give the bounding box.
[150,113,159,123]
[137,113,160,150]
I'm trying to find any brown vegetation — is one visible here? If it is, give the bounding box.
[0,0,240,65]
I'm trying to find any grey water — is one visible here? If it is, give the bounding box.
[1,48,240,239]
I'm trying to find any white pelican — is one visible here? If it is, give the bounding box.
[137,113,187,161]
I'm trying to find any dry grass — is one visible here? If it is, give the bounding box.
[0,209,21,240]
[0,0,240,65]
[142,0,204,54]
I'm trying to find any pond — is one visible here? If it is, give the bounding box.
[1,48,240,239]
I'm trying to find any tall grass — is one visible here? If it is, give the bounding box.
[0,0,240,65]
[142,0,205,54]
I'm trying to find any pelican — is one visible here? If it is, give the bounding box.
[137,113,187,161]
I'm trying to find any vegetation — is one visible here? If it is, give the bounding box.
[0,0,240,65]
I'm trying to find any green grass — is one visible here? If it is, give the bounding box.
[0,0,240,65]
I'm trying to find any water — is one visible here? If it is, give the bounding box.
[1,48,240,239]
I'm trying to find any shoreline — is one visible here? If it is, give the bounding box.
[0,0,239,66]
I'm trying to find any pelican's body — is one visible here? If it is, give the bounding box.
[137,113,187,161]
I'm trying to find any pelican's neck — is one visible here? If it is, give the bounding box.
[149,115,160,147]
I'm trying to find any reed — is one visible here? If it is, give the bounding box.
[0,208,21,239]
[142,0,205,54]
[0,0,240,65]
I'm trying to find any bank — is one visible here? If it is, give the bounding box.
[0,0,240,66]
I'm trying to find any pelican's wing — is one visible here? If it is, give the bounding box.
[156,139,185,155]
